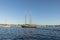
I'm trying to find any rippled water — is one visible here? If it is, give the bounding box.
[0,26,60,40]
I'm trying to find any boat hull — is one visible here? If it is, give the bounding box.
[21,25,36,28]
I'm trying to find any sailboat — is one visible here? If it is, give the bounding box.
[21,15,36,28]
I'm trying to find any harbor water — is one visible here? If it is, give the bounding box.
[0,26,60,40]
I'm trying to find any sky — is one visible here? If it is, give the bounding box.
[0,0,60,25]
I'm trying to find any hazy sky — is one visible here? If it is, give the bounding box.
[0,0,60,25]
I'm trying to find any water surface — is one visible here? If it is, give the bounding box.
[0,26,60,40]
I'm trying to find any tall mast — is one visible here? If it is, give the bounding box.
[30,14,32,25]
[25,15,26,24]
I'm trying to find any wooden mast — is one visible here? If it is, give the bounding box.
[30,14,32,25]
[25,15,27,24]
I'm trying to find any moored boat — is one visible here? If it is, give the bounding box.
[21,14,37,28]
